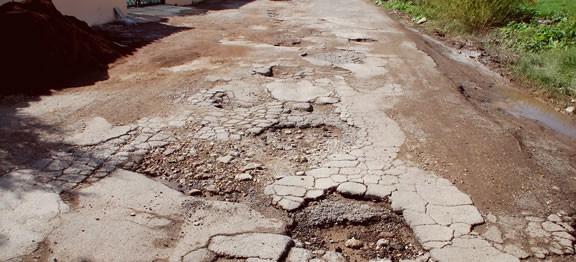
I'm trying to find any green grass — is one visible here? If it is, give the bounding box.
[499,0,576,99]
[374,0,427,20]
[534,0,576,17]
[514,48,576,97]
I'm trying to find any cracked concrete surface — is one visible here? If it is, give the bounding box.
[1,0,575,261]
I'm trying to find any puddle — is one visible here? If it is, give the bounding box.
[493,87,576,139]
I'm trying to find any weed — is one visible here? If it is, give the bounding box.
[514,47,576,97]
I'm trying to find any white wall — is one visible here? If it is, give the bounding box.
[0,0,126,26]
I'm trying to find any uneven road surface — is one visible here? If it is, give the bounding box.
[1,0,575,261]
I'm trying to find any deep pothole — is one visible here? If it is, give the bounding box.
[132,125,343,203]
[289,195,423,262]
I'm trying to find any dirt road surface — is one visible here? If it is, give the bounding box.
[1,0,575,261]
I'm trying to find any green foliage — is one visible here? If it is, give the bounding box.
[422,0,535,30]
[374,0,426,19]
[534,0,576,18]
[500,16,576,52]
[514,47,576,97]
[375,0,534,31]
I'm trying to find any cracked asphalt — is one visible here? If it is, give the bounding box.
[1,0,575,261]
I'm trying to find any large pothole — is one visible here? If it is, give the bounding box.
[290,195,424,262]
[132,125,343,203]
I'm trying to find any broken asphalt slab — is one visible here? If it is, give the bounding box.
[1,169,289,261]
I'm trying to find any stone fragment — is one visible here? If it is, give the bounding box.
[278,197,305,211]
[314,96,340,104]
[307,168,338,178]
[547,214,562,222]
[403,211,436,227]
[530,247,548,259]
[321,251,346,262]
[553,231,575,241]
[416,185,473,206]
[287,248,313,262]
[390,191,427,213]
[431,244,519,262]
[525,216,545,222]
[486,213,498,223]
[450,223,472,237]
[247,128,264,135]
[305,190,325,200]
[217,155,234,164]
[337,182,367,197]
[314,178,338,190]
[272,185,307,197]
[502,244,530,259]
[242,163,263,172]
[427,205,484,226]
[482,226,503,244]
[182,248,216,262]
[542,221,566,232]
[331,175,348,183]
[369,259,392,262]
[246,258,275,262]
[188,189,202,196]
[413,225,454,243]
[345,238,363,249]
[364,184,395,200]
[526,222,550,238]
[292,103,313,112]
[276,176,314,188]
[236,173,253,181]
[378,175,398,185]
[253,65,274,76]
[208,233,293,260]
[363,175,380,184]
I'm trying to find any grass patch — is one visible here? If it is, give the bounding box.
[514,48,576,97]
[373,0,426,20]
[534,0,576,17]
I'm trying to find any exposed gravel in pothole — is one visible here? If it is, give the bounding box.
[311,51,366,64]
[133,125,343,203]
[290,195,424,262]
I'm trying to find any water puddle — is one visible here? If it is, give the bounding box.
[493,87,576,139]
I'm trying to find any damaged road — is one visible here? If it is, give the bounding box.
[1,0,575,261]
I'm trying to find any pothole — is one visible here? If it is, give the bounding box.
[311,51,366,64]
[132,125,343,204]
[290,195,424,262]
[348,38,377,43]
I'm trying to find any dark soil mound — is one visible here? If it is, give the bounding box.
[0,0,124,95]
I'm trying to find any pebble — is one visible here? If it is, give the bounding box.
[217,155,234,164]
[188,189,202,196]
[235,173,253,181]
[292,103,313,112]
[376,238,389,248]
[242,162,263,171]
[345,238,363,249]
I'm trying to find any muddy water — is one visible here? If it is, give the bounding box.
[493,87,576,139]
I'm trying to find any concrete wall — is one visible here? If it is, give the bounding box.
[0,0,126,26]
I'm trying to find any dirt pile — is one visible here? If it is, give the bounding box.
[0,0,124,95]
